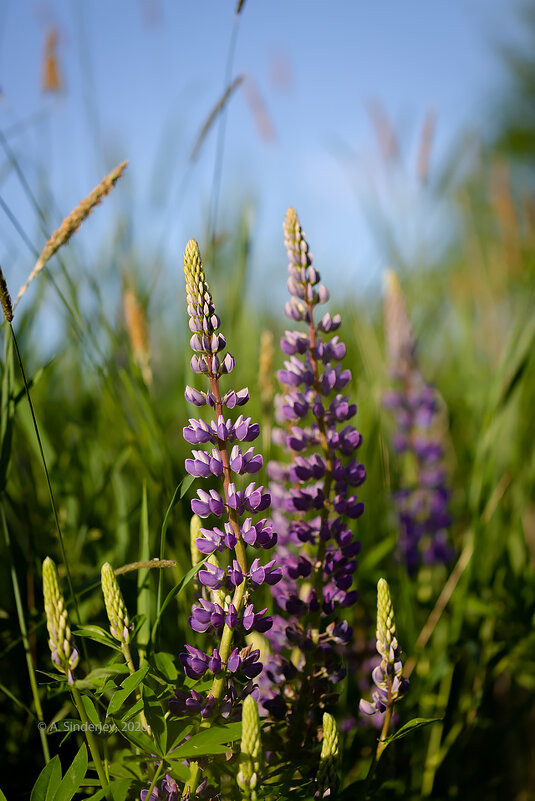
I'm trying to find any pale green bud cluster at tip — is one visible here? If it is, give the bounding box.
[42,556,79,684]
[190,513,203,568]
[376,577,397,659]
[315,713,340,799]
[237,695,262,800]
[184,238,212,323]
[101,562,130,644]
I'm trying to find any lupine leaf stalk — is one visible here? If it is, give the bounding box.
[359,578,409,759]
[383,270,452,572]
[315,712,340,799]
[169,239,281,724]
[262,208,365,748]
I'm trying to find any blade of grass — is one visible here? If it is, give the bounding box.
[137,481,151,662]
[8,322,86,658]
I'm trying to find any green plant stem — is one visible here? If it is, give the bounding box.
[144,761,164,800]
[376,702,393,762]
[0,501,50,764]
[121,641,150,733]
[71,685,111,798]
[206,372,250,703]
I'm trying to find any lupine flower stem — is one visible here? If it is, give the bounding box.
[71,684,111,798]
[376,694,393,761]
[143,760,164,801]
[206,375,249,701]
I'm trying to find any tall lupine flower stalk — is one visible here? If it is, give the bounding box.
[359,578,409,760]
[383,270,452,573]
[262,208,365,741]
[170,239,281,721]
[42,556,79,684]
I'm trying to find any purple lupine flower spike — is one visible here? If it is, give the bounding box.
[170,239,280,722]
[262,208,365,740]
[383,270,453,572]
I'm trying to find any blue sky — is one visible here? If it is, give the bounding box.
[0,0,523,317]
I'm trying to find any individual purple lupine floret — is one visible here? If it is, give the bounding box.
[383,270,453,573]
[171,239,281,722]
[261,208,365,744]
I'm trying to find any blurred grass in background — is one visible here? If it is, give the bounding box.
[1,3,535,799]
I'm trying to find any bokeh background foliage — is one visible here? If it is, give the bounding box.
[1,1,535,799]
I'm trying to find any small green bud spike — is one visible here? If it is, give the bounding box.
[190,514,203,568]
[184,238,211,321]
[376,577,397,659]
[101,562,131,644]
[0,266,13,323]
[315,712,340,800]
[42,556,79,684]
[237,695,262,800]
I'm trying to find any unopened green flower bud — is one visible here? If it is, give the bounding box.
[237,695,262,800]
[376,577,397,659]
[42,556,79,684]
[0,266,13,323]
[101,562,131,644]
[315,712,340,799]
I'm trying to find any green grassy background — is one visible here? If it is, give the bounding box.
[1,6,535,800]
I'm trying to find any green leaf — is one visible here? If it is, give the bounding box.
[151,560,205,642]
[166,721,194,753]
[30,755,62,801]
[143,684,167,754]
[52,742,88,801]
[80,694,101,727]
[168,722,242,760]
[0,790,7,801]
[383,717,443,746]
[151,651,178,682]
[119,696,145,721]
[73,625,122,651]
[180,474,195,499]
[111,718,159,756]
[107,665,149,715]
[85,778,131,801]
